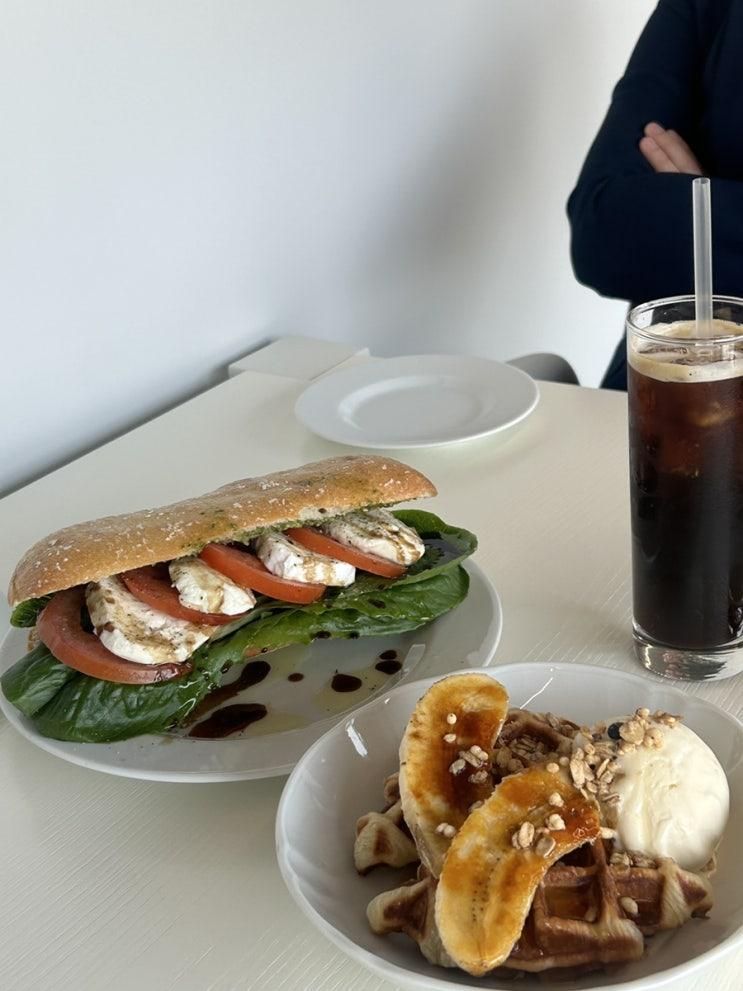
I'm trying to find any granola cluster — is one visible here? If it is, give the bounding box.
[492,714,574,775]
[448,743,490,781]
[510,810,567,858]
[566,708,681,815]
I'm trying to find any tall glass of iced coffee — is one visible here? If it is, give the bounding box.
[629,295,743,680]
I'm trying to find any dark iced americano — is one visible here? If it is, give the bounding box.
[628,314,743,675]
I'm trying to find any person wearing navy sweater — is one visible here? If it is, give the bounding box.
[568,0,743,389]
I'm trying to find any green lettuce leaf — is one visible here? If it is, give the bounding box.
[391,510,477,583]
[2,511,476,742]
[1,643,78,716]
[31,653,227,743]
[10,597,52,628]
[211,562,470,651]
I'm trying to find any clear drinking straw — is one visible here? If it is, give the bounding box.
[693,176,713,337]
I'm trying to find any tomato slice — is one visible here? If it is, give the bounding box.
[285,527,406,579]
[120,565,249,626]
[199,543,326,604]
[37,587,191,684]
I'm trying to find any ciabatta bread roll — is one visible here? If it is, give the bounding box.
[9,455,436,606]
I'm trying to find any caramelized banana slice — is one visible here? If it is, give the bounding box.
[399,673,509,877]
[436,766,601,976]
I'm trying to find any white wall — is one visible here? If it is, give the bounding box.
[2,1,654,495]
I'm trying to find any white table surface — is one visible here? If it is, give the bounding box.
[1,339,741,991]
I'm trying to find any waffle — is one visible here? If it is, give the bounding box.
[368,868,453,968]
[354,773,419,874]
[367,838,714,974]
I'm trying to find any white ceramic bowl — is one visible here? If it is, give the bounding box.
[276,663,743,991]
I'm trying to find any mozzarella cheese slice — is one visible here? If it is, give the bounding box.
[86,576,214,665]
[169,556,256,615]
[322,508,424,565]
[254,531,355,586]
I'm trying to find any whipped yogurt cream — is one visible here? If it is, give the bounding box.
[570,711,729,872]
[610,720,728,871]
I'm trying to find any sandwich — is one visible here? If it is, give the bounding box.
[1,455,477,743]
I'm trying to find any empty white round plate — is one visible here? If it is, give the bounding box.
[0,562,501,782]
[277,663,743,991]
[295,355,539,449]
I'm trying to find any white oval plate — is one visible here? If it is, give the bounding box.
[0,562,500,782]
[277,663,743,991]
[295,355,539,449]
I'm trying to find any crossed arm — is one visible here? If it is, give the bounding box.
[568,0,743,303]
